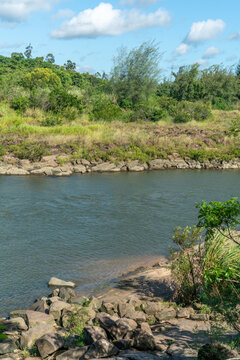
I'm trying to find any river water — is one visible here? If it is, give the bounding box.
[0,170,239,316]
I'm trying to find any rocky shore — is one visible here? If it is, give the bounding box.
[1,155,240,177]
[0,262,239,360]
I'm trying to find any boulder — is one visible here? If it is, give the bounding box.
[83,339,119,359]
[142,302,165,316]
[1,317,28,331]
[9,310,28,321]
[20,324,55,349]
[0,340,17,355]
[190,314,209,321]
[48,277,76,288]
[119,350,164,360]
[148,159,165,170]
[118,303,134,318]
[49,301,72,322]
[100,302,117,316]
[73,165,86,174]
[155,307,176,321]
[113,339,133,350]
[58,287,76,302]
[91,163,119,173]
[55,347,89,360]
[176,308,194,319]
[35,333,64,358]
[96,313,133,341]
[124,311,146,323]
[84,326,107,345]
[132,329,156,351]
[29,299,49,313]
[127,162,147,172]
[26,311,55,328]
[167,342,198,360]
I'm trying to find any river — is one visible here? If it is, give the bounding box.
[0,170,239,316]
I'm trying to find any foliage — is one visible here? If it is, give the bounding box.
[173,101,212,123]
[11,96,30,112]
[47,88,82,113]
[196,197,240,244]
[24,44,33,59]
[0,324,8,342]
[111,41,161,107]
[0,144,5,156]
[23,68,62,89]
[8,141,48,161]
[64,60,76,70]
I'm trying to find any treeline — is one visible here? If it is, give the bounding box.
[0,42,240,125]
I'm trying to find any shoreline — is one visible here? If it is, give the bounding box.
[1,156,240,176]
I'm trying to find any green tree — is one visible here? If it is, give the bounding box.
[24,44,33,59]
[45,53,55,64]
[111,41,161,107]
[23,68,62,89]
[236,61,240,77]
[64,60,76,70]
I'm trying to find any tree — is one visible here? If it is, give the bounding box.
[24,44,33,59]
[23,68,62,89]
[45,53,55,64]
[64,60,76,70]
[11,52,24,61]
[236,61,240,77]
[111,41,161,107]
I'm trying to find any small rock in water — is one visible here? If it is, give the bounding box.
[48,277,76,288]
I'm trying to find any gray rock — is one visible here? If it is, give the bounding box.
[20,324,55,348]
[48,277,76,288]
[0,340,17,355]
[55,347,89,360]
[124,311,146,323]
[58,287,76,302]
[190,313,209,321]
[119,350,163,360]
[127,162,147,172]
[1,317,28,331]
[167,342,198,360]
[113,339,133,350]
[118,303,134,318]
[149,159,165,170]
[49,301,72,322]
[132,329,156,351]
[9,310,28,321]
[25,310,55,328]
[96,313,134,341]
[91,163,120,173]
[84,326,107,345]
[115,318,138,332]
[69,296,88,305]
[83,339,119,359]
[176,308,194,319]
[100,302,117,316]
[155,308,176,321]
[143,302,165,316]
[29,299,49,313]
[35,333,64,358]
[73,165,86,174]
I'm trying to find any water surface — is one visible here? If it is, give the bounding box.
[0,170,239,316]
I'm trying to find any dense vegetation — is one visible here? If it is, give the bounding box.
[0,43,240,162]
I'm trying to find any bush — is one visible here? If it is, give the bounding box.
[157,96,178,116]
[0,144,5,156]
[90,97,122,121]
[11,96,30,112]
[23,68,62,90]
[47,88,82,113]
[8,141,48,161]
[41,115,62,127]
[173,101,212,123]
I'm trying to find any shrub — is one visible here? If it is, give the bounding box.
[47,88,82,113]
[41,115,62,127]
[90,97,122,121]
[8,141,48,161]
[23,68,62,89]
[173,101,212,123]
[10,96,30,112]
[157,96,177,116]
[0,144,5,156]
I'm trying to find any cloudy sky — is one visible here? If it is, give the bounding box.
[0,0,239,76]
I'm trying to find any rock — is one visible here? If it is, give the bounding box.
[48,277,76,288]
[58,287,76,302]
[83,339,119,359]
[35,333,64,358]
[29,299,49,313]
[6,167,29,175]
[20,324,55,348]
[1,318,28,331]
[155,307,176,321]
[9,310,28,321]
[113,339,133,350]
[124,311,146,323]
[96,313,135,341]
[119,350,163,360]
[91,163,120,173]
[73,165,86,174]
[140,322,152,334]
[118,303,134,318]
[84,326,107,345]
[190,314,209,321]
[55,347,89,360]
[132,329,156,351]
[197,343,239,360]
[69,296,88,305]
[176,308,194,319]
[143,302,165,316]
[116,318,138,332]
[167,342,198,360]
[49,301,72,322]
[100,302,117,316]
[89,297,102,311]
[25,310,55,328]
[149,159,165,170]
[127,161,147,172]
[0,340,17,355]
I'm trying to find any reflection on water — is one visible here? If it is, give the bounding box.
[0,170,239,315]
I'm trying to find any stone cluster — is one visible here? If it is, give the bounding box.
[0,155,240,176]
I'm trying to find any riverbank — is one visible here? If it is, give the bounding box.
[0,259,239,360]
[1,156,240,176]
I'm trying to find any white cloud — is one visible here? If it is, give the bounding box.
[197,58,208,66]
[51,2,171,39]
[203,46,221,59]
[229,31,240,40]
[52,9,75,21]
[174,43,189,56]
[0,0,52,22]
[185,19,226,44]
[120,0,161,7]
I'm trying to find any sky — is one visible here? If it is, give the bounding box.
[0,0,239,77]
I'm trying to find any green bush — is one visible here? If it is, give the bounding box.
[47,88,82,113]
[212,97,235,110]
[0,144,5,156]
[90,97,122,121]
[9,141,48,161]
[41,115,62,127]
[157,96,178,116]
[173,101,211,123]
[11,96,30,112]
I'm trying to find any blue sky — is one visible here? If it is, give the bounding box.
[0,0,239,77]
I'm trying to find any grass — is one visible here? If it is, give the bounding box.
[0,101,240,163]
